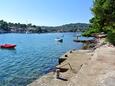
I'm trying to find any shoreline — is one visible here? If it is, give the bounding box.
[28,38,115,86]
[28,49,93,86]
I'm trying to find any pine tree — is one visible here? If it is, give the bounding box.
[91,0,115,32]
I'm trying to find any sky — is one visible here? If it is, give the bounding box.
[0,0,93,26]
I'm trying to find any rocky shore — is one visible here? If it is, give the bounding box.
[28,38,115,86]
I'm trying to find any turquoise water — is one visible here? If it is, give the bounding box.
[0,33,92,86]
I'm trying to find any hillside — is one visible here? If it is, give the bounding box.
[41,23,89,32]
[0,20,89,33]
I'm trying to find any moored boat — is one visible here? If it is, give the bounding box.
[0,44,16,48]
[55,38,63,42]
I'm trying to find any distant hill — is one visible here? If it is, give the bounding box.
[0,20,89,33]
[41,23,89,32]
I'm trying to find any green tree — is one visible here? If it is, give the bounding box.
[36,26,42,33]
[83,0,115,36]
[92,0,115,31]
[0,20,9,31]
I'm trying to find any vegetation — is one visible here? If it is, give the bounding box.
[82,28,100,37]
[107,31,115,45]
[83,0,115,45]
[0,20,89,33]
[41,23,89,32]
[0,20,43,33]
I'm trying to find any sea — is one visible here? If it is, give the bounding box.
[0,32,93,86]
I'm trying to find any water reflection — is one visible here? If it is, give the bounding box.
[55,41,63,45]
[0,48,17,54]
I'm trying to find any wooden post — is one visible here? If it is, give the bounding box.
[56,69,60,79]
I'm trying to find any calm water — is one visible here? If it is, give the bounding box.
[0,33,92,86]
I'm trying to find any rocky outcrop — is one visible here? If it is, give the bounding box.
[28,44,115,86]
[69,46,115,86]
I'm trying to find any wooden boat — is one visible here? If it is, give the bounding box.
[0,44,16,48]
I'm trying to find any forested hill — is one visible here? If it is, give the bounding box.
[0,20,89,33]
[41,23,89,32]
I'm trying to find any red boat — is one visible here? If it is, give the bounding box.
[0,44,16,48]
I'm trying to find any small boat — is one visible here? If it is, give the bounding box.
[0,44,16,48]
[55,38,63,42]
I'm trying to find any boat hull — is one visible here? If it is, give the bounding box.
[55,39,63,42]
[0,44,16,48]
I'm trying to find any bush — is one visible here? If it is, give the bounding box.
[82,28,99,37]
[107,32,115,46]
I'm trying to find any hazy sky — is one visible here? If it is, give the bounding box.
[0,0,93,26]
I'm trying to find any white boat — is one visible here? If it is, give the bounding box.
[55,38,63,42]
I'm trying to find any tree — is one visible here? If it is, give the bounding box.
[91,0,115,31]
[84,0,115,36]
[36,26,42,33]
[0,20,9,31]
